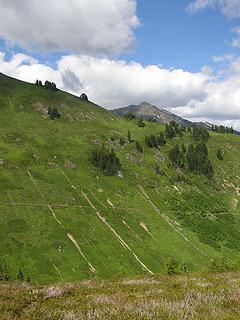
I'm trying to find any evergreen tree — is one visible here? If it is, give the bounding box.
[119,137,125,146]
[80,93,88,101]
[182,144,186,153]
[217,149,223,161]
[48,107,61,120]
[157,133,166,146]
[127,130,132,143]
[165,124,175,139]
[136,141,143,153]
[35,80,42,86]
[145,134,158,148]
[166,257,179,275]
[137,118,145,127]
[169,144,184,168]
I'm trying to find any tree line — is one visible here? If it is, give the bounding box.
[211,125,235,134]
[35,79,58,91]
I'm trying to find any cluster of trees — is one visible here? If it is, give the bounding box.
[165,121,186,139]
[145,133,166,148]
[192,127,209,141]
[187,142,213,179]
[48,107,61,120]
[211,125,235,134]
[35,80,43,86]
[169,141,213,179]
[123,114,145,127]
[90,145,121,176]
[44,80,57,91]
[169,144,185,168]
[35,80,58,91]
[124,113,136,120]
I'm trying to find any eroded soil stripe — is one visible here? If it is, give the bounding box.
[138,186,208,257]
[82,191,154,275]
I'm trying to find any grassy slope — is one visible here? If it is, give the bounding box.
[0,73,240,283]
[1,272,240,320]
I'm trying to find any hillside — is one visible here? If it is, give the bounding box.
[0,73,240,283]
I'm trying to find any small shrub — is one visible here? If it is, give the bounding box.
[136,141,143,153]
[119,137,125,146]
[137,118,145,128]
[48,107,61,120]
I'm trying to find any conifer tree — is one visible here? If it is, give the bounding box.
[217,149,223,161]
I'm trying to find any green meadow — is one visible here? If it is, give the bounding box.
[0,73,240,283]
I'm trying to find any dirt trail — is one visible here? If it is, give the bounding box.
[82,191,154,275]
[138,185,208,257]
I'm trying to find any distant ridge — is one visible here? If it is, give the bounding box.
[112,102,224,131]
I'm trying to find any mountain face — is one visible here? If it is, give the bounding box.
[0,73,240,283]
[112,102,193,126]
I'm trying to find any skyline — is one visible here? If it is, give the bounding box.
[1,0,240,129]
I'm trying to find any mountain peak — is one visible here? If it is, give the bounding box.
[112,102,192,127]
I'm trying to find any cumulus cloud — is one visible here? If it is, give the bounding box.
[0,0,139,55]
[1,52,240,130]
[187,0,240,18]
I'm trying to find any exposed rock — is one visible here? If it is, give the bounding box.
[118,170,125,178]
[64,160,77,169]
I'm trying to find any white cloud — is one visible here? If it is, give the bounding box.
[187,0,240,18]
[0,0,139,55]
[230,26,240,48]
[212,53,235,63]
[1,52,240,130]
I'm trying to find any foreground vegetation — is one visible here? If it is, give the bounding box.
[1,271,240,319]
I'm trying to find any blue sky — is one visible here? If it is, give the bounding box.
[130,0,237,71]
[1,0,238,71]
[0,0,240,129]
